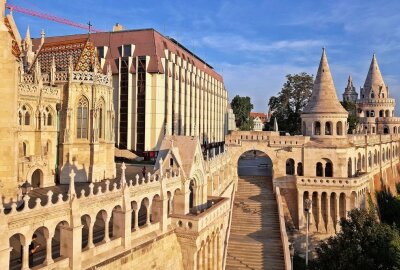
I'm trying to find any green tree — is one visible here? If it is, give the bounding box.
[310,208,400,270]
[230,95,254,130]
[341,101,358,134]
[268,73,313,134]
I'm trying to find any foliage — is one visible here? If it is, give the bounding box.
[268,73,313,134]
[230,95,254,131]
[341,101,358,134]
[376,190,400,230]
[310,208,400,270]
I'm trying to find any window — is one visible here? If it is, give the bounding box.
[316,162,323,177]
[325,122,332,135]
[123,44,132,57]
[314,121,321,135]
[45,107,52,126]
[21,105,31,126]
[286,159,295,175]
[77,97,89,139]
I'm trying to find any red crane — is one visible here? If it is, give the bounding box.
[5,3,104,33]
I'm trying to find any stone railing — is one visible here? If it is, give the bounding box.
[296,174,370,189]
[347,134,399,146]
[225,130,310,147]
[1,163,181,217]
[171,196,230,233]
[206,149,230,173]
[275,186,292,270]
[18,83,61,99]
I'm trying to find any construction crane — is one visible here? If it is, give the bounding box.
[5,3,104,33]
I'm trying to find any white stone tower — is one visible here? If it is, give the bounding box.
[301,48,348,138]
[356,54,396,134]
[342,75,358,102]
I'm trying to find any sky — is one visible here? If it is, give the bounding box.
[8,0,400,112]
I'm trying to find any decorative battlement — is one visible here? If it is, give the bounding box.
[297,174,370,189]
[225,131,310,147]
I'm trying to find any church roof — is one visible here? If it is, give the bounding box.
[32,29,223,81]
[362,54,387,98]
[4,16,20,57]
[30,38,101,73]
[303,48,347,114]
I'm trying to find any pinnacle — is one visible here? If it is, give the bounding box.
[363,53,386,98]
[303,48,347,114]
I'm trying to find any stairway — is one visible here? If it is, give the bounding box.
[226,176,285,270]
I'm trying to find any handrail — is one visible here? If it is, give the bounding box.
[275,186,292,270]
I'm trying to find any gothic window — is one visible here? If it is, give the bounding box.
[45,107,52,126]
[97,99,105,139]
[77,97,89,139]
[371,92,374,98]
[22,105,31,126]
[23,142,27,156]
[336,121,343,135]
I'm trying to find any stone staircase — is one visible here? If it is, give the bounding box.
[226,176,285,270]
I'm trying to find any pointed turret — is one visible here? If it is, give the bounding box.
[301,49,348,138]
[342,75,358,102]
[303,48,347,114]
[362,53,387,99]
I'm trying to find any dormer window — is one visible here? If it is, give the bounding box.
[371,92,374,98]
[123,44,132,57]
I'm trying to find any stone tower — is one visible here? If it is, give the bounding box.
[301,48,348,138]
[0,0,19,199]
[342,75,358,102]
[356,54,396,134]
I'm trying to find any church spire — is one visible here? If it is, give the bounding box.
[342,74,358,102]
[362,53,387,99]
[303,48,347,114]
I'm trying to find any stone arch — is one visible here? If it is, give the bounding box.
[81,214,91,249]
[383,126,389,134]
[52,221,70,260]
[368,151,372,168]
[29,226,50,267]
[30,168,44,188]
[131,201,138,231]
[314,121,321,135]
[339,193,346,219]
[316,162,323,177]
[357,153,362,171]
[109,205,123,239]
[348,158,352,177]
[235,148,274,177]
[93,210,108,244]
[297,162,303,176]
[336,121,343,135]
[151,194,162,223]
[9,233,26,269]
[324,158,333,177]
[285,158,295,175]
[138,198,149,227]
[325,121,332,135]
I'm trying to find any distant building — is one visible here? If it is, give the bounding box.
[249,112,270,131]
[33,28,229,158]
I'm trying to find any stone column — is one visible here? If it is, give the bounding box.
[45,235,54,265]
[114,209,132,248]
[298,190,304,229]
[316,192,322,232]
[213,235,218,270]
[146,203,152,226]
[203,241,208,270]
[345,194,351,213]
[335,194,340,233]
[326,193,332,234]
[22,243,29,270]
[104,216,110,243]
[0,247,11,270]
[88,222,95,248]
[197,246,203,270]
[208,239,213,269]
[134,209,139,230]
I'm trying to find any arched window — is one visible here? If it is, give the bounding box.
[368,151,372,168]
[297,162,303,176]
[314,121,321,135]
[336,121,343,135]
[384,126,389,134]
[25,111,30,125]
[371,92,375,98]
[316,162,323,177]
[325,162,333,177]
[385,110,390,117]
[45,107,53,126]
[379,110,384,117]
[394,127,398,134]
[325,122,332,135]
[21,105,31,126]
[285,159,295,175]
[96,99,105,139]
[370,110,375,117]
[348,158,352,177]
[382,148,385,162]
[23,142,27,156]
[77,97,89,139]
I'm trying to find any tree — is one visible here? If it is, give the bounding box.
[310,208,400,270]
[230,95,254,131]
[268,73,313,134]
[341,101,358,134]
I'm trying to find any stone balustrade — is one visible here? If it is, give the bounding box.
[172,196,230,233]
[296,174,370,189]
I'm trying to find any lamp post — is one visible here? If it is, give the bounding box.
[289,242,295,270]
[304,198,312,267]
[19,180,32,196]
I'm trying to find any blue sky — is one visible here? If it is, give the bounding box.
[9,0,400,112]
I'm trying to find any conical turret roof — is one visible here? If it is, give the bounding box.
[303,48,347,114]
[363,54,387,98]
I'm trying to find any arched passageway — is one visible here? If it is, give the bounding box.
[237,150,273,177]
[31,169,43,188]
[227,150,284,269]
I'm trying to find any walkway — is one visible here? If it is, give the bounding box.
[226,176,285,270]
